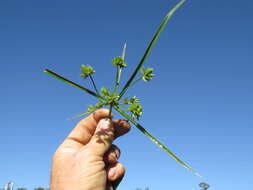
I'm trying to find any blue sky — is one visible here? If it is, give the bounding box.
[0,0,252,189]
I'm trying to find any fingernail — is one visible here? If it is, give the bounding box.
[98,118,111,130]
[111,152,118,160]
[115,149,120,158]
[108,167,116,178]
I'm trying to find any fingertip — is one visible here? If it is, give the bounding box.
[114,119,131,139]
[63,109,114,150]
[107,162,125,182]
[85,118,115,156]
[120,119,131,132]
[104,144,121,164]
[77,108,112,132]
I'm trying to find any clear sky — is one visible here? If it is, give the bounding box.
[1,0,252,189]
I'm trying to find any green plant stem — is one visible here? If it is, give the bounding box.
[129,76,142,88]
[109,103,113,118]
[118,0,186,100]
[113,43,126,95]
[113,105,201,177]
[44,69,102,99]
[89,75,99,95]
[111,44,126,120]
[113,66,121,95]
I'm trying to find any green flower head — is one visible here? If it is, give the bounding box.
[130,96,139,104]
[80,65,95,78]
[112,56,127,68]
[141,67,154,82]
[128,101,143,120]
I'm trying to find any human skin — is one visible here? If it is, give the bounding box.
[50,109,131,190]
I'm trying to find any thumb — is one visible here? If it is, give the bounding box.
[85,118,114,156]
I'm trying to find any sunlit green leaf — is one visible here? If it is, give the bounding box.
[119,0,186,99]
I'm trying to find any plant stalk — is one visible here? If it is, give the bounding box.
[113,66,121,95]
[109,103,113,118]
[89,75,99,95]
[113,43,126,95]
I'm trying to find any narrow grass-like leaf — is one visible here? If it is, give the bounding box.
[119,0,186,99]
[44,69,102,99]
[68,111,90,120]
[122,43,127,60]
[113,105,201,177]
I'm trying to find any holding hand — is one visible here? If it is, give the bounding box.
[50,109,131,190]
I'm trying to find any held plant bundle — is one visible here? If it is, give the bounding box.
[45,0,201,177]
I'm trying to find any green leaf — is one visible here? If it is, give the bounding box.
[118,0,186,99]
[68,103,105,120]
[87,105,96,113]
[95,102,105,109]
[99,98,107,103]
[121,43,127,60]
[44,69,102,99]
[68,111,90,120]
[112,57,127,68]
[113,105,201,177]
[80,65,95,78]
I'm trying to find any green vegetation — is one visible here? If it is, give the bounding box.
[44,0,200,177]
[34,188,47,190]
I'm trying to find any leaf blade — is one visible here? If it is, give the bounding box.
[113,105,201,177]
[68,111,90,120]
[44,69,102,99]
[119,0,186,99]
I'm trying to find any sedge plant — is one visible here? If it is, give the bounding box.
[44,0,201,177]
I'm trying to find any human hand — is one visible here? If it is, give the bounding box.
[50,109,131,190]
